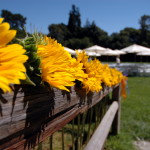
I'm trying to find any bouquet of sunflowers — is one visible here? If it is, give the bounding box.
[0,18,127,98]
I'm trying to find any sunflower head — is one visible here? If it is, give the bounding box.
[0,18,28,92]
[37,37,76,91]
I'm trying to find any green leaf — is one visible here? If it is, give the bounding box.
[20,73,36,86]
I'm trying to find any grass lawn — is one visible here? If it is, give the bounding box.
[106,77,150,150]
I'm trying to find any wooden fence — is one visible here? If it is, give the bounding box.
[0,83,121,150]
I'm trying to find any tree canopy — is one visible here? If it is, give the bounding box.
[68,5,81,32]
[1,9,27,38]
[47,5,150,50]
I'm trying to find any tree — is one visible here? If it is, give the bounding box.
[1,10,26,30]
[139,15,150,31]
[48,23,70,44]
[139,15,150,44]
[120,28,141,44]
[83,21,109,47]
[68,5,81,33]
[84,19,91,28]
[110,33,126,49]
[109,28,141,49]
[65,37,92,49]
[1,10,27,38]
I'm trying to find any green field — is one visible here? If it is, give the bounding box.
[106,77,150,150]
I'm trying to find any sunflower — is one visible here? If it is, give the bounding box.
[110,68,124,85]
[0,18,28,92]
[101,64,113,87]
[75,51,103,93]
[75,51,125,92]
[68,59,83,81]
[38,37,77,92]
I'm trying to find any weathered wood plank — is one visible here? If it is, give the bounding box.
[84,101,119,150]
[0,84,119,150]
[0,86,78,140]
[111,84,121,134]
[2,106,79,150]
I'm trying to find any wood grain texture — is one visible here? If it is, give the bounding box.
[84,101,119,150]
[111,84,121,134]
[0,84,119,150]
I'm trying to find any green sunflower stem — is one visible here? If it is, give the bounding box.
[37,142,42,150]
[49,135,53,150]
[71,119,75,150]
[78,114,81,150]
[62,128,65,150]
[80,112,87,149]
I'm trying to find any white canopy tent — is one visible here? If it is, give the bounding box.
[76,49,83,52]
[86,51,101,57]
[64,47,76,55]
[76,49,101,57]
[100,48,119,56]
[136,51,150,62]
[120,44,150,53]
[114,49,126,55]
[84,45,107,54]
[136,52,150,56]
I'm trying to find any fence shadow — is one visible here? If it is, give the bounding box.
[22,85,55,149]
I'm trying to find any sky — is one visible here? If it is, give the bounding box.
[0,0,150,35]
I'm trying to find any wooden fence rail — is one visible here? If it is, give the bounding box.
[84,101,118,150]
[0,84,121,150]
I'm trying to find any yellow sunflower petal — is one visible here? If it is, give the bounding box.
[0,76,11,92]
[0,30,16,46]
[0,22,10,32]
[0,18,4,24]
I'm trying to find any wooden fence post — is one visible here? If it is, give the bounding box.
[111,84,121,135]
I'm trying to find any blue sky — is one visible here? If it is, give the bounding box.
[0,0,150,35]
